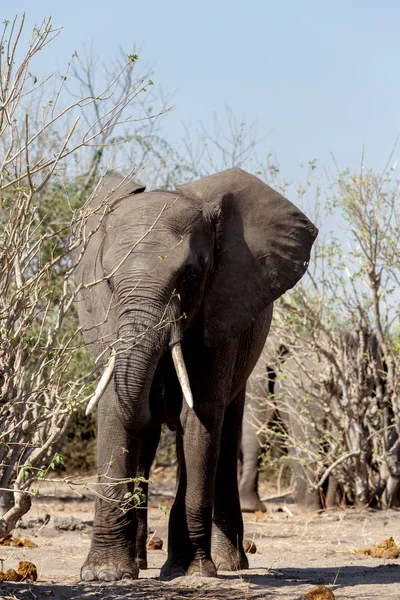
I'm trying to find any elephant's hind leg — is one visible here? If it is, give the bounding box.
[212,388,249,572]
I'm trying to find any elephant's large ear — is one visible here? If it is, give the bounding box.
[177,168,318,347]
[90,176,146,210]
[71,175,146,269]
[71,176,145,356]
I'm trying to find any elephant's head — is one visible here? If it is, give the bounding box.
[78,169,318,429]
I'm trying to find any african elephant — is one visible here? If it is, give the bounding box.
[239,332,386,512]
[238,352,277,512]
[73,168,317,581]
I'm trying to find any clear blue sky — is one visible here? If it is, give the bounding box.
[7,0,400,183]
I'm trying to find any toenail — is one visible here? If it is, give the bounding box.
[98,569,118,581]
[81,569,95,581]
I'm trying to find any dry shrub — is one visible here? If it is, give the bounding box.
[257,160,400,508]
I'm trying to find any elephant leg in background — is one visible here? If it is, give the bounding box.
[239,357,276,513]
[212,387,248,571]
[239,392,275,512]
[239,403,267,513]
[288,457,321,511]
[81,387,140,582]
[325,474,342,509]
[274,373,322,512]
[134,422,161,570]
[285,409,322,511]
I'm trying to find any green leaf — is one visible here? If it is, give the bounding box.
[158,503,167,515]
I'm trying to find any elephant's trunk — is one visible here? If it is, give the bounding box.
[85,337,194,418]
[114,318,165,430]
[107,294,193,430]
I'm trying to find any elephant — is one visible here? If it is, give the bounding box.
[239,331,387,512]
[73,168,317,581]
[238,350,277,512]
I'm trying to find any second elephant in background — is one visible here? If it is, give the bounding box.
[239,338,335,512]
[239,333,384,512]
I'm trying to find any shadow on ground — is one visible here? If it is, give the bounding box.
[1,564,398,600]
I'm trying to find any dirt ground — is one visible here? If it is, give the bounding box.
[1,472,399,599]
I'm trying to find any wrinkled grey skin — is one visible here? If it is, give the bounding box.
[239,333,385,512]
[73,168,317,581]
[238,355,277,512]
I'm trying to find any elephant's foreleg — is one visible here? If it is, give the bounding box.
[134,422,161,569]
[160,401,223,579]
[212,388,249,571]
[81,388,139,582]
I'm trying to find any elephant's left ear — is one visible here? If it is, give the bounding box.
[177,168,318,347]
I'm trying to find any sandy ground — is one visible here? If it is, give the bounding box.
[0,473,399,599]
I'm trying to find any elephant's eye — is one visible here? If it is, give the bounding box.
[181,265,201,288]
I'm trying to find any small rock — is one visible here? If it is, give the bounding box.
[18,514,50,529]
[146,535,163,550]
[50,515,86,531]
[243,539,257,554]
[18,561,38,581]
[304,585,335,600]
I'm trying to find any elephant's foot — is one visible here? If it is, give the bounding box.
[135,556,147,569]
[160,555,217,580]
[239,492,267,513]
[212,538,249,572]
[211,529,249,572]
[212,551,249,571]
[81,547,138,582]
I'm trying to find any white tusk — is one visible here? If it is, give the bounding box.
[86,352,115,416]
[171,343,194,408]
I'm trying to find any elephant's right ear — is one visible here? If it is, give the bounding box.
[70,176,145,310]
[90,176,146,212]
[71,176,145,265]
[178,168,318,347]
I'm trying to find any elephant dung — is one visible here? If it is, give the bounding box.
[355,536,400,559]
[304,585,335,600]
[0,568,22,581]
[0,561,38,582]
[18,561,38,581]
[243,539,257,553]
[146,535,163,550]
[0,532,38,547]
